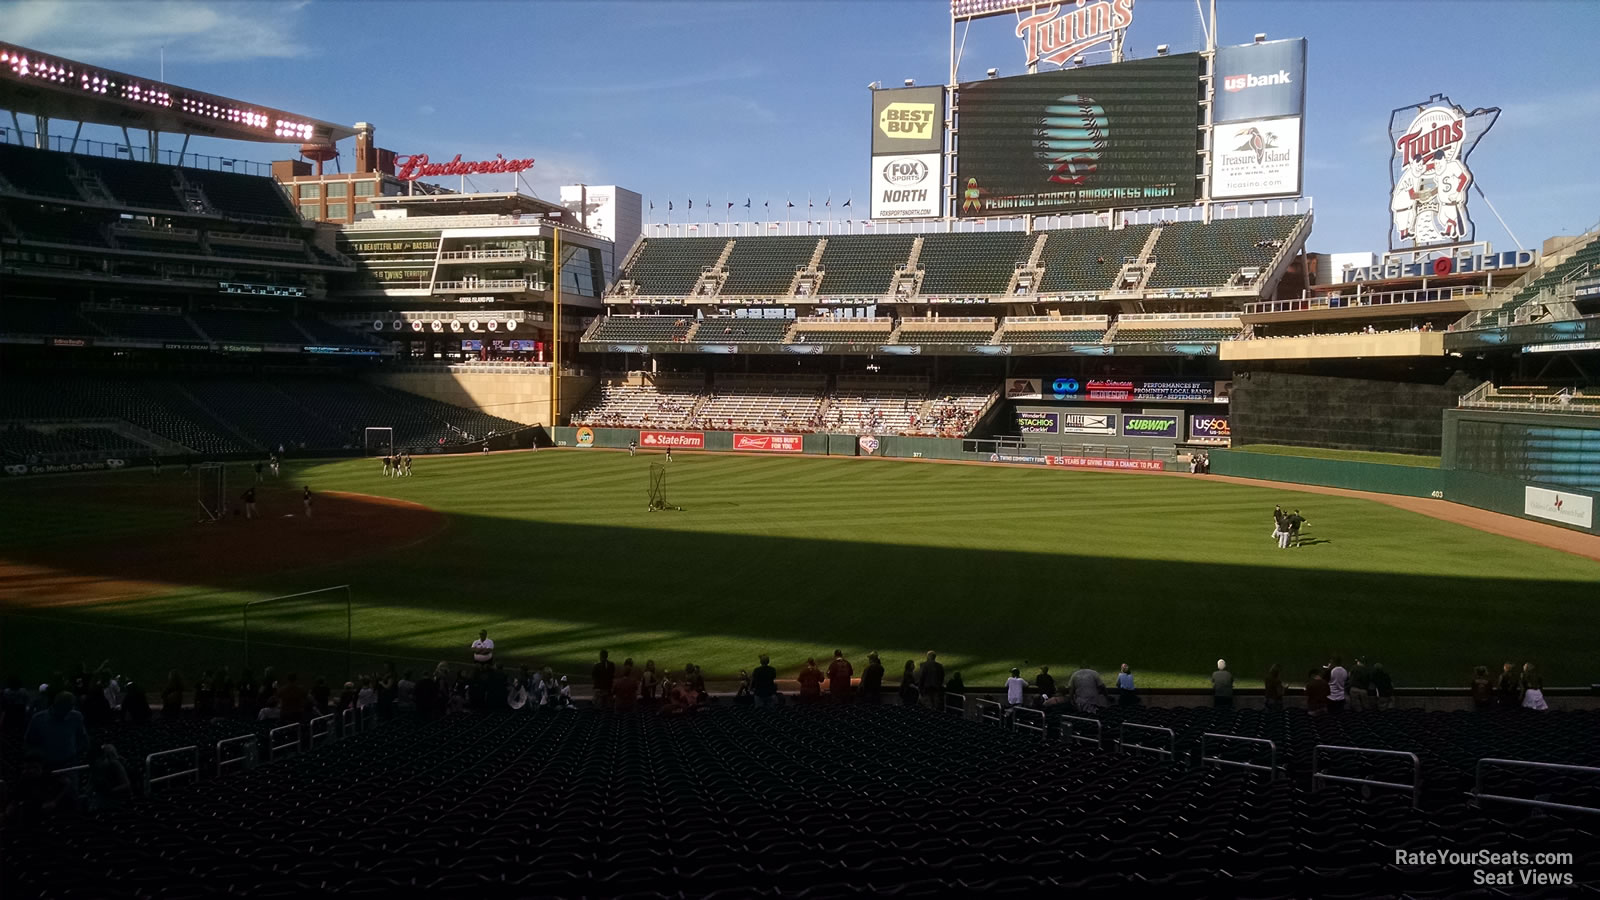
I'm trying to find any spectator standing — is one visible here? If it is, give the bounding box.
[826,651,853,702]
[859,653,884,704]
[614,660,639,711]
[24,692,89,769]
[236,670,259,721]
[1211,659,1234,708]
[1036,666,1056,705]
[80,677,112,728]
[1520,663,1548,710]
[1496,663,1520,707]
[161,670,185,718]
[1349,659,1372,712]
[214,668,234,718]
[751,655,778,708]
[122,680,150,724]
[1470,666,1494,711]
[397,671,416,713]
[592,650,617,708]
[2,676,29,738]
[193,671,214,719]
[797,659,824,703]
[1115,664,1137,707]
[1326,656,1348,714]
[1263,664,1285,710]
[917,651,945,711]
[4,753,77,827]
[1004,668,1028,714]
[1305,669,1330,717]
[899,660,919,706]
[1370,662,1393,710]
[88,743,132,811]
[472,630,495,667]
[640,660,659,705]
[1068,666,1106,713]
[277,674,309,725]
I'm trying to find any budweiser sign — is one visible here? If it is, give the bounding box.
[733,433,804,453]
[394,153,535,182]
[1015,0,1134,69]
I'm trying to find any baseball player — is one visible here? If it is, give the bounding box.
[1285,509,1308,549]
[1271,505,1285,545]
[664,447,672,463]
[403,452,412,477]
[242,486,257,520]
[628,440,637,457]
[269,452,280,479]
[381,454,392,477]
[253,460,264,484]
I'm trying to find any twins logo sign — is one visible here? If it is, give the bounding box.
[1388,96,1500,249]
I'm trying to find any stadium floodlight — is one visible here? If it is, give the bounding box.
[1254,33,1267,43]
[868,81,881,90]
[1073,56,1085,67]
[904,78,915,86]
[986,68,998,78]
[1156,44,1169,56]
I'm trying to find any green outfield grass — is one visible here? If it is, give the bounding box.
[2,451,1595,689]
[1232,443,1441,468]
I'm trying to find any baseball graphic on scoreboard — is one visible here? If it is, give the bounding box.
[1036,95,1109,186]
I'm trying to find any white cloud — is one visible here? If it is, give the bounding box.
[0,0,310,64]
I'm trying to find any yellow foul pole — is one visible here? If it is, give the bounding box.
[550,227,561,435]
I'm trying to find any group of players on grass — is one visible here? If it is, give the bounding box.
[381,452,413,477]
[1271,504,1309,548]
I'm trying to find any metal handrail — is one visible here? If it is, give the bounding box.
[216,734,259,775]
[361,705,378,731]
[943,692,966,719]
[1057,713,1103,747]
[269,723,301,760]
[144,746,199,795]
[51,764,90,798]
[1013,707,1047,738]
[341,706,358,737]
[1471,758,1600,816]
[1201,733,1280,780]
[975,698,1004,726]
[1117,722,1175,758]
[309,713,337,748]
[1312,744,1421,809]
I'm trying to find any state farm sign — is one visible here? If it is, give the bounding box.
[639,430,704,450]
[733,433,804,453]
[394,153,535,181]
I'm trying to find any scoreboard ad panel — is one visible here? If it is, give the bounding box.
[955,53,1203,217]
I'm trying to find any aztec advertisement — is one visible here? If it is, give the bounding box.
[732,433,804,453]
[954,54,1202,217]
[1214,38,1307,124]
[1211,115,1302,199]
[870,151,943,220]
[1059,413,1117,435]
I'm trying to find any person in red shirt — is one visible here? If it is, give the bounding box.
[826,650,853,702]
[613,660,638,712]
[796,659,824,703]
[1304,669,1330,717]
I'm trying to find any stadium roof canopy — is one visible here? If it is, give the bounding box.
[0,42,352,147]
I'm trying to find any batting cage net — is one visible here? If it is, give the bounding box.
[647,463,679,511]
[364,427,394,457]
[197,462,227,521]
[242,585,353,682]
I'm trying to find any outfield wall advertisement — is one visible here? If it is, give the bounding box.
[954,54,1202,217]
[1048,378,1226,403]
[1214,38,1307,124]
[639,430,705,450]
[1524,486,1594,529]
[733,433,804,453]
[1016,412,1059,433]
[1121,415,1180,439]
[1189,414,1231,443]
[871,152,943,220]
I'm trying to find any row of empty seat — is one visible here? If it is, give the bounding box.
[4,703,1593,899]
[571,375,997,436]
[1,299,376,346]
[0,143,298,222]
[614,217,1304,300]
[587,314,1249,346]
[0,375,526,455]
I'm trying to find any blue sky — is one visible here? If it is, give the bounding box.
[5,0,1599,253]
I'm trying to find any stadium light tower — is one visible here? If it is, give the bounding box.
[986,67,998,78]
[1254,33,1267,43]
[904,78,915,87]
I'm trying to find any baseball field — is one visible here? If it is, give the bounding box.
[2,450,1597,689]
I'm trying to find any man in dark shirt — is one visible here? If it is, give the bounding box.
[858,652,884,704]
[918,651,945,711]
[253,460,264,484]
[241,486,257,520]
[591,650,616,709]
[1496,663,1519,706]
[1035,666,1056,704]
[751,654,778,707]
[1285,510,1307,547]
[276,673,309,724]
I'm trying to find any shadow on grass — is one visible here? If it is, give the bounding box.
[2,499,1598,690]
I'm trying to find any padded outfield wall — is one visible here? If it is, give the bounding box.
[1230,369,1480,456]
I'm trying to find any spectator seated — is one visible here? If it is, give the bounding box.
[694,375,826,432]
[690,316,792,343]
[570,377,703,429]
